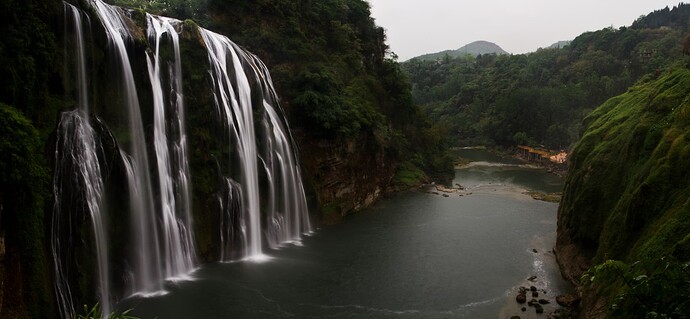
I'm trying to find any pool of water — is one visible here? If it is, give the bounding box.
[120,150,571,318]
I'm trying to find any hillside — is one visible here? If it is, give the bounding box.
[412,40,508,61]
[556,65,690,318]
[402,3,689,149]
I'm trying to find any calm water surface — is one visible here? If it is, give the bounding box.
[121,149,571,318]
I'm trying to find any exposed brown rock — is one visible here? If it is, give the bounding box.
[556,294,580,308]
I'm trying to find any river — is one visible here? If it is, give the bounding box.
[120,149,572,318]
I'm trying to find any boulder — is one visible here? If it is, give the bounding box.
[556,294,581,308]
[516,293,527,303]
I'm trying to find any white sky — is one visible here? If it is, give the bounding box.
[367,0,686,60]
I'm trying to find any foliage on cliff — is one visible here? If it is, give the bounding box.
[560,66,690,262]
[0,0,62,317]
[0,0,62,134]
[558,65,690,317]
[584,258,690,318]
[0,103,53,319]
[402,3,689,149]
[107,0,453,182]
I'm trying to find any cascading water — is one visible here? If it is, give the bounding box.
[54,0,312,316]
[145,13,196,279]
[53,3,111,318]
[262,103,313,247]
[93,0,164,294]
[249,57,313,246]
[200,29,313,258]
[218,178,245,261]
[200,28,265,258]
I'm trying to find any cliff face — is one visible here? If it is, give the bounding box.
[556,66,690,316]
[296,131,396,224]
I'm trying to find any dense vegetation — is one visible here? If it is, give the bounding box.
[559,65,690,317]
[109,0,453,181]
[402,4,690,149]
[0,0,61,317]
[585,258,690,318]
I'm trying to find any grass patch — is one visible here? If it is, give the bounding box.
[524,191,562,203]
[391,161,428,189]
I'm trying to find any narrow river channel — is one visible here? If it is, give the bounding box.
[121,149,572,318]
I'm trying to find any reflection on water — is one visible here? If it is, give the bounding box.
[121,149,571,318]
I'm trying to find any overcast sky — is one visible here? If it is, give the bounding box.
[367,0,686,60]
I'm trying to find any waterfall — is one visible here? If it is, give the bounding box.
[145,13,196,279]
[263,102,313,247]
[242,49,314,247]
[55,0,313,316]
[218,178,244,261]
[93,0,165,294]
[53,4,111,318]
[200,28,264,258]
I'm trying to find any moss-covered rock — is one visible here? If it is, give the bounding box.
[556,65,690,317]
[559,66,690,263]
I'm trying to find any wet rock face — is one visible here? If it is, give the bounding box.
[298,132,396,223]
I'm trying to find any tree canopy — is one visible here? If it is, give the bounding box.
[402,3,690,150]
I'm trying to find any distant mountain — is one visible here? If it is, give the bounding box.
[547,40,571,49]
[411,40,508,61]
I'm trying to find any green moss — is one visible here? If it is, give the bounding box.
[560,67,690,261]
[390,161,428,189]
[183,19,198,29]
[524,191,562,203]
[561,67,690,316]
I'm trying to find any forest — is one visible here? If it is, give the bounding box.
[402,4,690,150]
